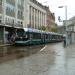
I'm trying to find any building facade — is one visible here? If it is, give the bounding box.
[26,0,47,29]
[0,0,25,44]
[0,0,50,44]
[63,16,75,45]
[45,6,55,31]
[57,26,65,34]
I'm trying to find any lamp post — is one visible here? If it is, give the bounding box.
[58,5,68,46]
[58,6,67,21]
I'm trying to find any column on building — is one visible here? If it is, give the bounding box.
[32,7,34,28]
[42,13,43,26]
[24,0,29,28]
[40,12,41,27]
[44,13,45,26]
[41,12,43,27]
[36,9,38,29]
[29,6,31,28]
[35,9,37,29]
[39,10,40,28]
[2,0,6,43]
[40,12,42,27]
[44,14,46,26]
[42,12,43,26]
[2,0,6,24]
[38,10,39,29]
[15,0,18,27]
[43,13,44,26]
[33,8,35,28]
[31,6,33,28]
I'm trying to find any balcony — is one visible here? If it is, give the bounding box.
[18,15,24,20]
[5,22,15,27]
[6,10,15,17]
[14,23,23,28]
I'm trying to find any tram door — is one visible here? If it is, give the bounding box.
[29,33,33,44]
[42,34,45,43]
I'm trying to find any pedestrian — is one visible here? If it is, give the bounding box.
[7,32,12,43]
[63,37,66,47]
[10,33,16,43]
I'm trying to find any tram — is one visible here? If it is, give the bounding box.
[14,28,64,45]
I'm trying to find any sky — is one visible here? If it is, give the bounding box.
[37,0,75,25]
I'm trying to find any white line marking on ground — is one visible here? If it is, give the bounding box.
[40,45,47,52]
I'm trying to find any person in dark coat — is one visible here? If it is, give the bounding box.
[63,37,66,47]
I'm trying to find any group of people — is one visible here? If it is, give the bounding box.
[7,32,16,44]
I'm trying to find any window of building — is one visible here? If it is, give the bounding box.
[0,0,2,5]
[6,3,15,17]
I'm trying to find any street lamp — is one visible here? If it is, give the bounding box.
[43,1,49,7]
[58,5,68,46]
[58,6,67,21]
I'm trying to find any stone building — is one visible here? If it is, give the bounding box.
[0,0,24,44]
[26,0,47,29]
[0,0,47,44]
[57,26,65,34]
[44,6,55,31]
[0,0,52,44]
[63,16,75,45]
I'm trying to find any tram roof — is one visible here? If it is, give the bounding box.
[24,28,63,36]
[24,28,41,33]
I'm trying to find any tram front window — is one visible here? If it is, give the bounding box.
[23,34,29,40]
[16,29,29,41]
[17,29,24,37]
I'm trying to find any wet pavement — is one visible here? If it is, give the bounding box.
[0,43,75,75]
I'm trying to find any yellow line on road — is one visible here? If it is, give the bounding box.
[40,45,47,52]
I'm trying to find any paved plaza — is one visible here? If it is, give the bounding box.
[0,43,75,75]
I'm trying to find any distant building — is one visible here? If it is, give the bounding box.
[44,6,56,31]
[63,16,75,44]
[57,26,65,34]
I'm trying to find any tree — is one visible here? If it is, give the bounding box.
[51,27,57,32]
[38,26,46,31]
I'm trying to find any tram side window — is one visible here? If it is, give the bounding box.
[54,35,56,39]
[50,35,52,40]
[24,33,28,38]
[33,33,41,39]
[46,34,48,39]
[49,35,52,40]
[22,33,29,40]
[52,35,55,40]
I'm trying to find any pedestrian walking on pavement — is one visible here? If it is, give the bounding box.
[63,37,66,47]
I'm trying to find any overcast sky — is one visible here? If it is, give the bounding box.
[37,0,75,25]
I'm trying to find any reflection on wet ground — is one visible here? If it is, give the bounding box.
[1,43,75,75]
[0,45,44,63]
